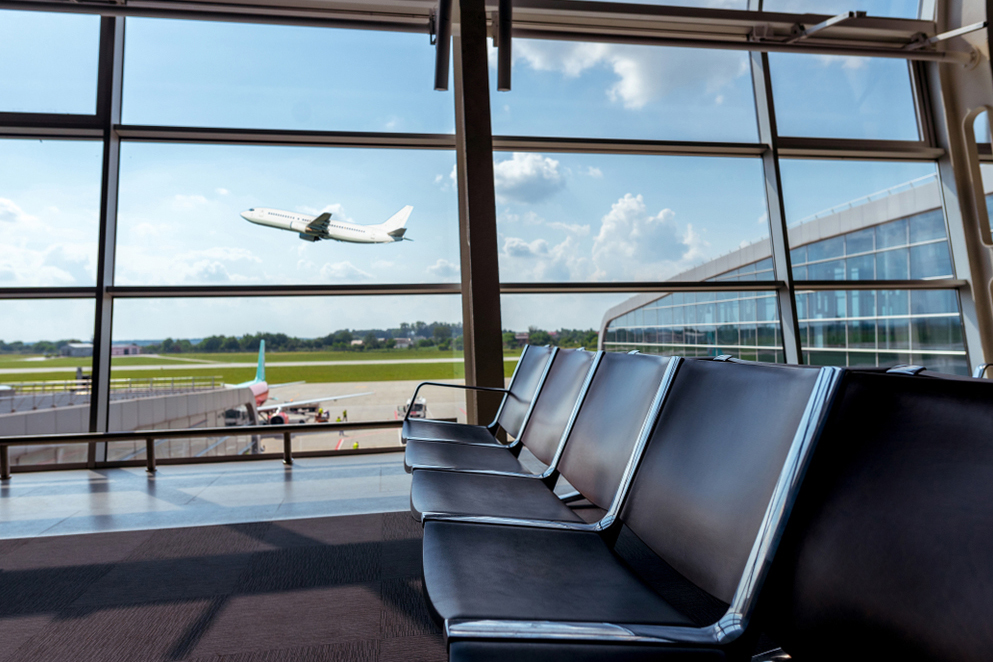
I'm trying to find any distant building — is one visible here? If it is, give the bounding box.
[350,339,364,347]
[394,338,413,349]
[514,332,529,347]
[111,344,141,356]
[61,343,93,357]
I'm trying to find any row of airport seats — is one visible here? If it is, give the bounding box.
[400,346,993,662]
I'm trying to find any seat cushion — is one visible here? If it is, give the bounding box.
[401,419,503,446]
[410,470,582,522]
[423,522,694,625]
[404,439,532,474]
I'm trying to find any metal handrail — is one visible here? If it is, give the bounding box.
[0,417,453,480]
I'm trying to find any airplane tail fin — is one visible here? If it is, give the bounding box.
[380,206,413,234]
[255,340,266,383]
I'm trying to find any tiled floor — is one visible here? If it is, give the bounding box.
[0,452,411,539]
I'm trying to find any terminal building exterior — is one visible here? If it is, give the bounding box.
[600,177,982,375]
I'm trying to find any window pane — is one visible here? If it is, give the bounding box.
[0,139,103,286]
[123,19,454,132]
[495,153,769,283]
[0,300,95,467]
[599,290,784,361]
[763,0,921,18]
[106,296,464,458]
[769,54,918,140]
[116,143,459,286]
[0,10,101,114]
[781,160,953,281]
[798,288,968,374]
[492,41,756,142]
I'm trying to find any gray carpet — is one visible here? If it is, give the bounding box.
[0,512,446,661]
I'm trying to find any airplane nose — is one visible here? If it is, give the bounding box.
[240,211,251,220]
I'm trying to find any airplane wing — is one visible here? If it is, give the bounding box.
[257,391,373,412]
[307,212,332,233]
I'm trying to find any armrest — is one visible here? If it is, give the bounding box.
[405,381,509,423]
[446,617,735,646]
[421,512,597,532]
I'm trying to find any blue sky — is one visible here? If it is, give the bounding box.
[0,10,936,342]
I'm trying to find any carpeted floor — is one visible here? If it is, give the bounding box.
[0,512,446,661]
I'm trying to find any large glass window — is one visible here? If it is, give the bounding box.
[0,139,103,287]
[0,299,95,465]
[491,41,757,142]
[601,290,784,361]
[123,18,454,132]
[107,296,464,458]
[797,289,968,374]
[0,10,101,114]
[769,54,919,140]
[762,0,922,19]
[495,153,769,283]
[115,143,460,286]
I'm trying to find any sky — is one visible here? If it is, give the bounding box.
[0,9,940,343]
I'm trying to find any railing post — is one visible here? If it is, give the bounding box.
[145,437,156,474]
[282,431,293,465]
[1,444,10,481]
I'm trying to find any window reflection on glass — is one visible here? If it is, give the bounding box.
[769,54,918,140]
[780,160,952,281]
[116,143,460,286]
[106,296,465,457]
[798,289,968,374]
[494,153,769,283]
[602,290,784,362]
[491,40,757,142]
[123,18,454,132]
[0,10,101,114]
[0,299,95,465]
[0,139,103,287]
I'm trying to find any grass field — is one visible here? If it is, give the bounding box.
[1,360,519,385]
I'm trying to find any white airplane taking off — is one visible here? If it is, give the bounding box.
[240,205,413,244]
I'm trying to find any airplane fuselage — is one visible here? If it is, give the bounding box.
[241,208,399,244]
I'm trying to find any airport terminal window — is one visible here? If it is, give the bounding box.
[762,0,922,19]
[122,18,455,133]
[602,290,784,362]
[797,289,968,373]
[490,41,757,142]
[494,153,769,283]
[0,138,103,287]
[768,54,919,140]
[0,9,101,114]
[0,299,96,464]
[106,295,465,458]
[115,143,460,286]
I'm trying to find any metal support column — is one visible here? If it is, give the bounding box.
[453,0,505,424]
[88,16,125,465]
[750,50,803,364]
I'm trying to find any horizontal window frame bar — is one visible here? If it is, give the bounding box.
[777,138,944,161]
[499,281,785,294]
[0,284,460,299]
[114,125,458,149]
[492,136,767,157]
[801,346,967,355]
[794,278,967,290]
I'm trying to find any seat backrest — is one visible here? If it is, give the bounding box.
[517,348,598,466]
[496,345,555,438]
[620,359,824,605]
[760,371,993,662]
[556,352,672,509]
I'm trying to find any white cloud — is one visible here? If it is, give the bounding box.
[547,221,590,236]
[816,54,869,70]
[427,258,459,279]
[320,261,374,282]
[591,194,706,280]
[513,40,748,110]
[493,153,565,203]
[0,198,37,224]
[215,188,229,196]
[173,194,209,209]
[586,167,603,178]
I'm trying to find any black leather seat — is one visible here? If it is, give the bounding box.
[422,359,834,659]
[759,370,993,662]
[401,344,555,447]
[404,347,597,474]
[410,351,674,522]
